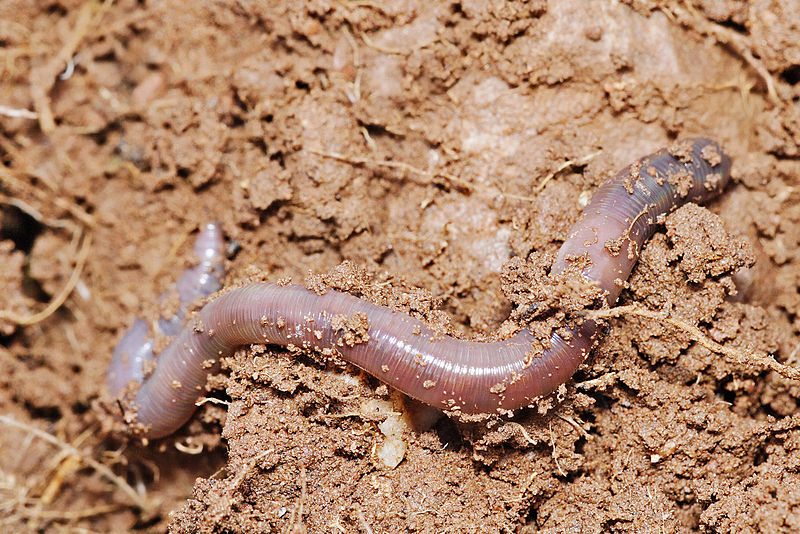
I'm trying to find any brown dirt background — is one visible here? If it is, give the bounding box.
[2,0,800,532]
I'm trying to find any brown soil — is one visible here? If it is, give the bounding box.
[2,1,800,532]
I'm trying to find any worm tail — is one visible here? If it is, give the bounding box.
[107,223,225,395]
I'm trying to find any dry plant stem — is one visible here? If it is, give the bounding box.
[28,0,114,132]
[39,425,95,505]
[510,422,537,445]
[660,2,779,104]
[308,148,473,191]
[589,305,800,381]
[205,449,271,529]
[360,31,438,55]
[557,414,591,439]
[0,194,76,233]
[309,148,601,200]
[0,231,91,326]
[531,150,602,195]
[548,423,566,477]
[20,503,124,521]
[0,166,95,227]
[40,455,81,505]
[29,3,92,132]
[0,415,148,511]
[0,105,37,119]
[287,465,308,533]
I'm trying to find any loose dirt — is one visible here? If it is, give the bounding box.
[2,1,800,532]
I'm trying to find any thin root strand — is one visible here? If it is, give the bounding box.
[588,304,800,382]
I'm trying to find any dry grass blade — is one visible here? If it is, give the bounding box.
[0,415,148,511]
[20,502,124,521]
[0,166,95,227]
[0,231,92,326]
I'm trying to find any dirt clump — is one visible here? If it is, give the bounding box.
[3,0,800,532]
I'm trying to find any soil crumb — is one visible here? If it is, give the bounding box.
[3,1,800,533]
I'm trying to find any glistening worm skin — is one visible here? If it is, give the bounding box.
[107,222,226,396]
[111,138,731,439]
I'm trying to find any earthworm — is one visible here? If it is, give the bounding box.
[111,138,730,438]
[107,222,225,395]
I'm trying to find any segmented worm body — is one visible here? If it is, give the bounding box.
[110,138,731,438]
[107,222,225,395]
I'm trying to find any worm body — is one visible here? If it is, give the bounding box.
[107,222,225,395]
[111,139,731,438]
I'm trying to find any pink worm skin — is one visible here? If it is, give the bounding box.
[112,138,731,439]
[107,222,226,396]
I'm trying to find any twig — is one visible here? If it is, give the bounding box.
[0,415,148,510]
[588,304,800,381]
[575,373,617,391]
[0,231,92,326]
